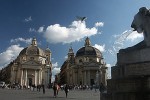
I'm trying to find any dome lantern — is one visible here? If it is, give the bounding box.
[84,37,91,47]
[68,46,73,53]
[32,38,37,46]
[76,37,102,57]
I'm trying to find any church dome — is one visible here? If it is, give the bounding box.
[19,38,45,56]
[76,46,102,57]
[19,47,28,55]
[76,37,102,57]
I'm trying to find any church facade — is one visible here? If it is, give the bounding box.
[1,38,52,88]
[60,37,107,86]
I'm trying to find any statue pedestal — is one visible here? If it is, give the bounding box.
[103,6,150,100]
[103,47,150,100]
[117,47,150,65]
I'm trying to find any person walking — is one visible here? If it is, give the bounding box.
[53,83,57,98]
[42,84,45,94]
[56,84,60,95]
[64,84,69,98]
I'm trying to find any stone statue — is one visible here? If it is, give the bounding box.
[105,7,150,100]
[131,7,150,46]
[120,7,150,53]
[118,7,150,65]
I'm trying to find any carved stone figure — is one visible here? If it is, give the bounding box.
[103,7,150,100]
[118,7,150,65]
[119,7,150,53]
[131,7,150,46]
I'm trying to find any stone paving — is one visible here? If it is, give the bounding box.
[0,88,100,100]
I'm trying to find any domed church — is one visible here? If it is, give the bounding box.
[60,37,107,86]
[2,38,52,88]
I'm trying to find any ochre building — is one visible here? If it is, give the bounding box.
[1,38,52,88]
[60,37,107,86]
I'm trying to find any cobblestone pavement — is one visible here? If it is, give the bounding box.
[0,88,100,100]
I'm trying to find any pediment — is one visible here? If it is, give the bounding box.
[22,60,41,66]
[84,62,100,67]
[21,60,42,69]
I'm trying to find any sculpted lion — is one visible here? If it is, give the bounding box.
[131,7,150,47]
[120,7,150,53]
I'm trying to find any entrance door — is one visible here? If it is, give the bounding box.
[28,78,32,86]
[90,79,94,86]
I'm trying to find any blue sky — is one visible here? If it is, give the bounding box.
[0,0,149,79]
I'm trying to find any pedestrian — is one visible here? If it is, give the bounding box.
[53,83,57,97]
[37,85,41,92]
[56,84,60,95]
[99,83,106,93]
[64,84,69,98]
[42,84,45,94]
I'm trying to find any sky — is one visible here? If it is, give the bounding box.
[0,0,149,80]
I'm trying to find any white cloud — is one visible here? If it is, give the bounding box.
[95,22,104,27]
[10,38,32,44]
[29,28,36,32]
[51,67,60,82]
[39,21,99,44]
[52,62,58,68]
[93,44,105,52]
[126,31,143,41]
[52,62,60,82]
[51,75,55,83]
[106,64,111,67]
[52,67,60,75]
[64,55,68,60]
[24,16,32,22]
[38,26,44,33]
[51,58,54,60]
[0,45,24,68]
[107,49,114,55]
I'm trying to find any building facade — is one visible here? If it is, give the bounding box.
[60,37,107,86]
[0,38,52,88]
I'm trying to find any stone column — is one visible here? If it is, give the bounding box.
[15,70,18,83]
[41,70,43,83]
[84,71,86,85]
[67,70,69,84]
[35,70,37,86]
[39,70,41,85]
[25,69,27,87]
[87,71,90,85]
[21,69,24,87]
[81,71,83,85]
[47,68,50,85]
